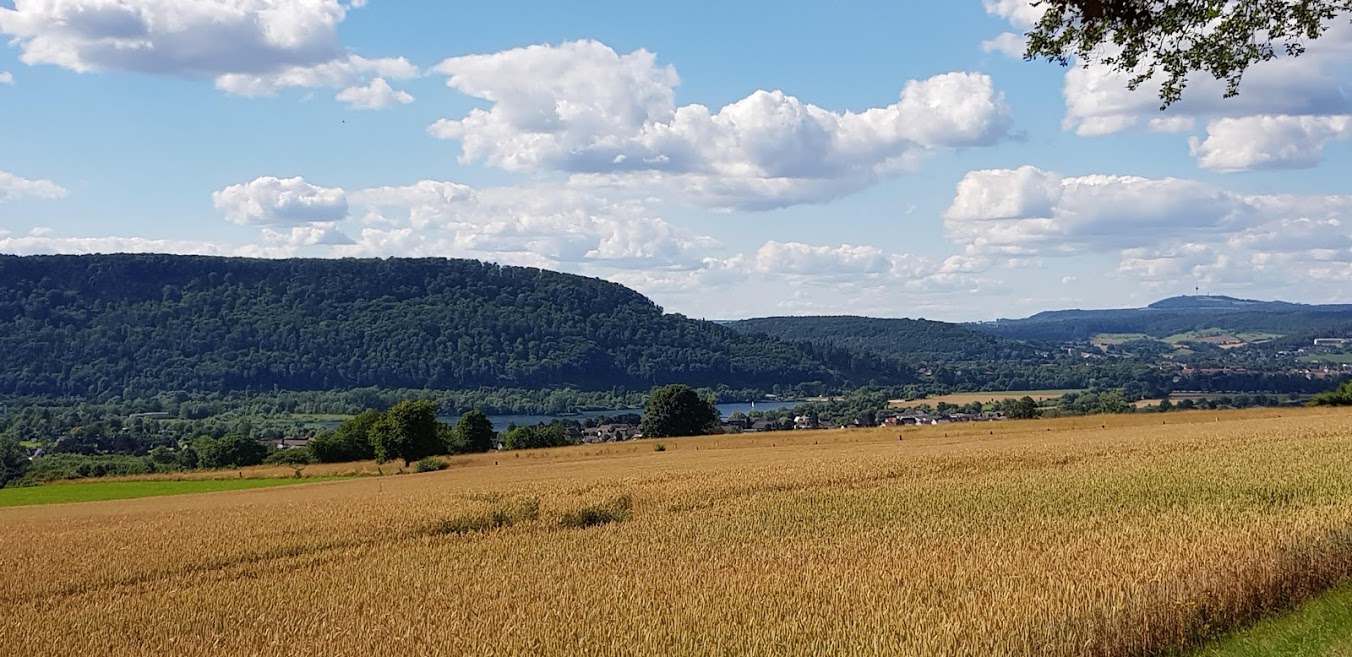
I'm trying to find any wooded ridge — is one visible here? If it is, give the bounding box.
[0,254,912,399]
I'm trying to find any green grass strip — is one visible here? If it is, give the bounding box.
[0,477,348,507]
[1192,581,1352,657]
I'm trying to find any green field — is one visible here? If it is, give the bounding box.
[281,412,355,422]
[1192,581,1352,656]
[1235,332,1283,341]
[1162,330,1283,344]
[0,477,347,507]
[1300,353,1352,365]
[1091,333,1153,346]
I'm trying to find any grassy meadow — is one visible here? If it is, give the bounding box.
[2,408,1351,656]
[0,476,353,507]
[1194,581,1352,656]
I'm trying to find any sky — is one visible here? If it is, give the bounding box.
[2,1,1351,322]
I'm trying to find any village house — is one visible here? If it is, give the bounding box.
[885,412,1007,426]
[582,424,640,443]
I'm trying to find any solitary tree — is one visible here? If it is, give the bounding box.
[372,401,443,466]
[1025,0,1352,106]
[639,385,719,438]
[455,410,497,453]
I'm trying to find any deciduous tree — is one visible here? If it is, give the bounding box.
[1310,381,1352,406]
[0,434,30,488]
[1007,396,1042,420]
[310,410,382,463]
[504,424,573,450]
[1026,0,1352,106]
[455,410,497,454]
[639,385,719,438]
[372,401,442,466]
[193,434,268,469]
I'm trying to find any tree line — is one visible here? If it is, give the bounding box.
[0,385,731,488]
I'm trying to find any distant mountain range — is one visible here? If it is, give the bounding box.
[979,296,1352,342]
[722,295,1352,359]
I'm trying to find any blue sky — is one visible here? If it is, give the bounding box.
[2,1,1351,321]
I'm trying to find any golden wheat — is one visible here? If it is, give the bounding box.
[2,408,1350,656]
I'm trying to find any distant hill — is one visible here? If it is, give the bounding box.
[981,296,1352,342]
[0,254,913,398]
[724,316,1043,364]
[1146,295,1352,313]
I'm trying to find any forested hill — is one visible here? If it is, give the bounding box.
[0,254,911,399]
[724,316,1043,364]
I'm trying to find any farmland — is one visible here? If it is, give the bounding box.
[3,408,1351,656]
[1196,581,1352,656]
[893,389,1084,407]
[0,476,351,507]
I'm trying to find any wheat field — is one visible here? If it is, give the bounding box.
[3,408,1352,656]
[890,389,1083,407]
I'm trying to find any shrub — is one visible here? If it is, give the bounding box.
[653,443,666,452]
[559,494,633,529]
[1310,381,1352,406]
[148,446,179,466]
[265,449,313,466]
[426,497,539,535]
[415,457,450,473]
[20,453,154,484]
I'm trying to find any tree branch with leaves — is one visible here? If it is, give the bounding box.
[1025,0,1352,107]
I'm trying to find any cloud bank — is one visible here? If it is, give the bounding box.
[430,40,1012,210]
[0,0,416,108]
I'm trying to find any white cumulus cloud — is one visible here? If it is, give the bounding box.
[0,0,414,106]
[0,171,67,202]
[1190,115,1352,171]
[212,176,349,226]
[945,166,1279,257]
[946,165,1352,293]
[216,55,417,99]
[334,77,414,110]
[981,32,1026,58]
[429,40,1012,210]
[982,0,1044,29]
[347,180,716,269]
